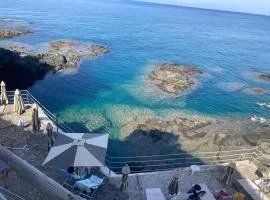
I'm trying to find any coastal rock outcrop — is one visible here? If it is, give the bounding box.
[149,63,202,95]
[35,41,109,70]
[0,40,109,89]
[6,40,109,71]
[0,29,32,39]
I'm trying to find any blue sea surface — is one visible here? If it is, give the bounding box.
[1,0,270,156]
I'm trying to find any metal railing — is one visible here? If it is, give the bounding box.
[105,147,262,174]
[6,90,74,133]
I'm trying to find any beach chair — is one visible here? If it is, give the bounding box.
[146,188,165,200]
[74,175,104,199]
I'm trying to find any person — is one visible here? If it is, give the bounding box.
[233,192,245,200]
[216,190,229,200]
[67,166,75,174]
[46,123,54,151]
[187,184,206,200]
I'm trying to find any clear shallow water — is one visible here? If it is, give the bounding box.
[1,0,270,156]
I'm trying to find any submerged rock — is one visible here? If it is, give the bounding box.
[243,87,268,95]
[0,29,32,39]
[255,72,270,82]
[149,63,202,95]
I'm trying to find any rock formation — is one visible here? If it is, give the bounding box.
[0,29,32,38]
[6,40,109,71]
[149,63,202,95]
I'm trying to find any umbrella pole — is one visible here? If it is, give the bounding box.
[0,145,84,200]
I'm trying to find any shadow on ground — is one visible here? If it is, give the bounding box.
[107,128,204,173]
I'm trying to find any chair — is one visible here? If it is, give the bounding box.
[190,165,200,176]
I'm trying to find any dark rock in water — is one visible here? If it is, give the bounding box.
[149,63,202,95]
[258,72,270,82]
[135,116,211,139]
[244,87,268,95]
[0,29,32,38]
[0,40,109,89]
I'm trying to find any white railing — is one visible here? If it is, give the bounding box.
[105,147,259,174]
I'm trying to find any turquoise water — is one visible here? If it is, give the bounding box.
[1,0,270,156]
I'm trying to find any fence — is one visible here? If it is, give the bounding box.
[6,90,74,133]
[105,147,259,174]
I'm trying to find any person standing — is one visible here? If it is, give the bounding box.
[46,123,54,151]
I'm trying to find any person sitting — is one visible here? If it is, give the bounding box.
[67,166,75,174]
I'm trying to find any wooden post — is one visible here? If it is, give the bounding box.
[0,145,84,200]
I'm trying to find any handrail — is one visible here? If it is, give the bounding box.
[6,90,75,133]
[105,148,255,159]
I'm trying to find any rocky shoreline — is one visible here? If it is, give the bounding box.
[8,40,109,71]
[149,63,202,95]
[0,18,109,89]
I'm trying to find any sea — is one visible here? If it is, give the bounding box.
[1,0,270,157]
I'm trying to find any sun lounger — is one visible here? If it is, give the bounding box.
[146,188,165,200]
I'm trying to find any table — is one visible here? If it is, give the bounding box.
[74,175,103,193]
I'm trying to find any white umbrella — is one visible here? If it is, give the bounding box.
[43,133,109,167]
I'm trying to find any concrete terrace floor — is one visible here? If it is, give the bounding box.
[111,165,233,200]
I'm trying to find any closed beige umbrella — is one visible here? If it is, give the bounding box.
[31,103,40,133]
[168,169,180,196]
[120,164,130,191]
[221,162,236,186]
[0,81,8,105]
[14,89,25,115]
